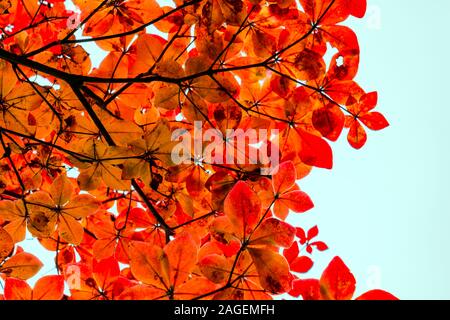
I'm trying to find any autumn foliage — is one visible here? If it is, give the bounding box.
[0,0,394,300]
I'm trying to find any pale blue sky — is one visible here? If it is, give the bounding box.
[7,0,450,300]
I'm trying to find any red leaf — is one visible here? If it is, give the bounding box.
[297,129,333,169]
[4,278,32,300]
[307,226,319,240]
[93,257,120,291]
[272,161,296,194]
[278,190,314,213]
[290,279,321,300]
[290,256,314,273]
[360,112,389,131]
[311,241,328,251]
[320,256,356,300]
[356,289,399,300]
[224,181,262,238]
[312,104,345,141]
[349,0,367,18]
[296,228,307,244]
[283,241,300,263]
[360,91,378,112]
[326,80,365,105]
[322,25,359,53]
[347,120,367,149]
[299,0,351,25]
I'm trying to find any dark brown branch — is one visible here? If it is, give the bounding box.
[0,127,94,162]
[172,210,217,230]
[69,83,174,241]
[23,0,203,58]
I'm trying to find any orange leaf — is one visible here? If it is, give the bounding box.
[0,252,43,280]
[248,248,292,294]
[129,241,170,289]
[0,227,14,262]
[33,275,65,300]
[58,214,84,245]
[118,285,164,300]
[0,200,27,243]
[249,218,296,248]
[164,233,198,287]
[199,254,230,284]
[174,277,218,300]
[50,175,74,206]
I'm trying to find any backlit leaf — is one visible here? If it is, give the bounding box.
[0,252,43,280]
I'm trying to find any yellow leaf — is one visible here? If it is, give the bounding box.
[58,214,84,245]
[27,210,57,238]
[153,83,180,111]
[248,247,292,294]
[64,195,99,219]
[0,201,27,242]
[50,175,74,206]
